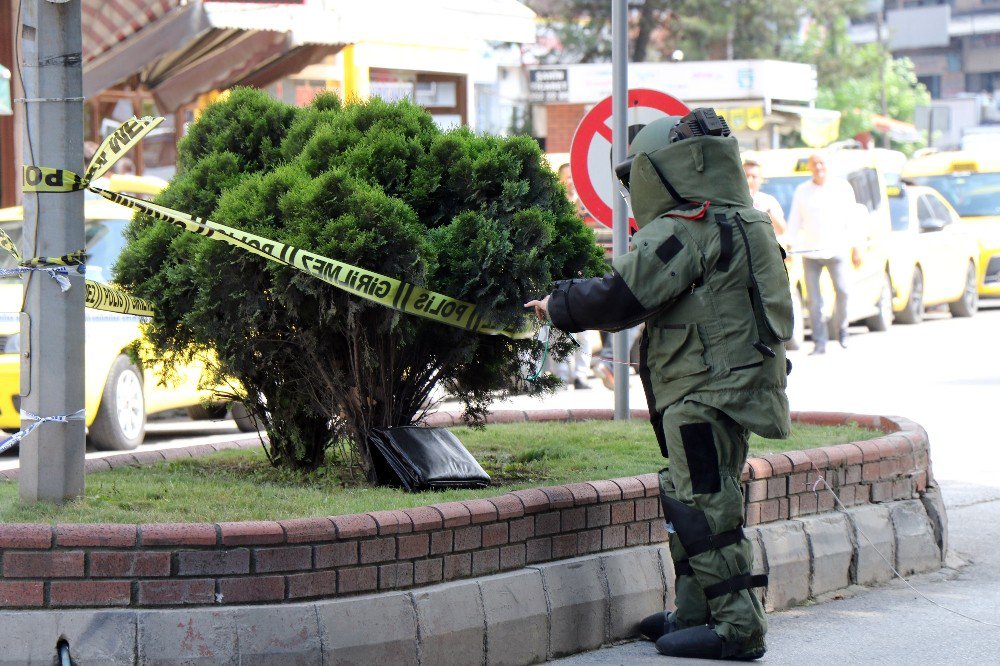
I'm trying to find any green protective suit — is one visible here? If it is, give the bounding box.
[547,124,792,653]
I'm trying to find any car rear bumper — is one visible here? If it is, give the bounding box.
[0,353,20,430]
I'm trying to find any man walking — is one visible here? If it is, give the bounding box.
[786,154,861,354]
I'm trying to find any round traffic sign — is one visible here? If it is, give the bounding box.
[570,89,689,231]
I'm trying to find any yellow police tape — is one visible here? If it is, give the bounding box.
[22,116,533,338]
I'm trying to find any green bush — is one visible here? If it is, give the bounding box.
[116,88,604,476]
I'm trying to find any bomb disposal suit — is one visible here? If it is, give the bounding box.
[545,111,792,660]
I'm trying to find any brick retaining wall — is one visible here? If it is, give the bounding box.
[0,410,932,610]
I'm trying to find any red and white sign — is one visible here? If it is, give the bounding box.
[570,89,689,231]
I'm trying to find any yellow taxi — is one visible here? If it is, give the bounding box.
[901,151,1000,298]
[0,175,239,450]
[746,147,901,348]
[886,183,979,322]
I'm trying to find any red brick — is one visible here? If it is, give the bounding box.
[540,485,575,509]
[51,581,131,607]
[56,523,138,548]
[602,525,627,549]
[915,471,928,493]
[636,474,660,497]
[0,581,44,607]
[745,503,762,527]
[3,551,83,578]
[525,409,571,423]
[626,523,650,546]
[794,411,851,426]
[787,473,810,495]
[403,506,444,531]
[510,489,550,514]
[650,520,671,543]
[562,483,598,507]
[818,490,837,511]
[849,413,883,430]
[758,499,781,524]
[280,517,337,543]
[611,501,635,524]
[612,477,645,500]
[487,495,524,521]
[360,537,397,564]
[314,541,358,568]
[339,566,378,593]
[288,570,337,599]
[747,458,772,480]
[526,538,552,563]
[566,408,613,421]
[805,448,829,470]
[856,440,883,463]
[485,410,527,424]
[443,553,472,580]
[434,502,472,528]
[0,524,52,549]
[777,497,790,519]
[862,463,881,482]
[630,407,651,420]
[838,485,857,507]
[798,492,819,515]
[90,551,171,578]
[430,530,454,555]
[176,549,249,576]
[414,558,444,585]
[822,445,849,468]
[141,523,217,547]
[500,544,526,570]
[871,480,894,502]
[219,575,284,604]
[368,510,413,535]
[535,511,561,536]
[482,523,509,548]
[561,507,586,531]
[254,546,312,573]
[844,465,863,485]
[509,517,535,543]
[462,499,499,524]
[578,529,603,554]
[379,562,414,590]
[636,498,661,521]
[587,505,611,528]
[423,412,456,427]
[398,534,430,559]
[218,521,284,546]
[587,480,623,502]
[552,533,578,559]
[138,579,214,606]
[747,480,768,503]
[783,450,813,472]
[762,454,792,476]
[764,476,785,499]
[472,549,501,576]
[841,445,865,466]
[454,526,483,552]
[332,514,378,539]
[84,458,112,474]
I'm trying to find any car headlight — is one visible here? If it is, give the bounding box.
[3,333,18,354]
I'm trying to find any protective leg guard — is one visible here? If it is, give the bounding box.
[655,625,766,661]
[638,611,693,641]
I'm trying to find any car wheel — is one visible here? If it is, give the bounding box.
[865,273,893,332]
[894,268,924,324]
[949,262,978,318]
[186,403,229,420]
[88,355,145,451]
[784,286,804,351]
[231,402,262,433]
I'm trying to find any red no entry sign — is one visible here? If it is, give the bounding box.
[570,89,689,231]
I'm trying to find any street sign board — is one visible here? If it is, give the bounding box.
[570,89,689,230]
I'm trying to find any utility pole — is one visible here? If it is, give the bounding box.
[611,0,629,421]
[18,0,86,503]
[876,5,890,148]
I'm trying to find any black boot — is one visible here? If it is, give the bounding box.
[638,611,679,641]
[655,625,765,661]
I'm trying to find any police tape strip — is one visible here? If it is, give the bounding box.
[0,408,86,455]
[22,115,532,338]
[21,250,87,268]
[84,279,154,317]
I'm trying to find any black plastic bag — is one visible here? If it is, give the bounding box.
[367,426,491,492]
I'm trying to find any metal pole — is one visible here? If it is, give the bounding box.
[876,7,890,149]
[611,0,629,421]
[18,0,85,503]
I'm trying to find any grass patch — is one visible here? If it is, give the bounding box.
[0,421,875,524]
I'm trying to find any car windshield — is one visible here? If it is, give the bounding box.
[888,194,910,231]
[907,172,1000,217]
[759,175,810,218]
[0,218,129,284]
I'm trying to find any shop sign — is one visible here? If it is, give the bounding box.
[528,68,569,103]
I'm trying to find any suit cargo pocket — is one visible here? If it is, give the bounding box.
[646,323,710,381]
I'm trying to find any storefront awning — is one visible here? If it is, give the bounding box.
[870,114,923,143]
[772,104,842,148]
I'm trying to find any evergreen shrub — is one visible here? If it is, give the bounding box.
[115,88,605,477]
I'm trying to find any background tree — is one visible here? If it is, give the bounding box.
[115,88,605,477]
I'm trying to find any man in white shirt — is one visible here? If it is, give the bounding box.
[787,153,861,355]
[743,160,786,236]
